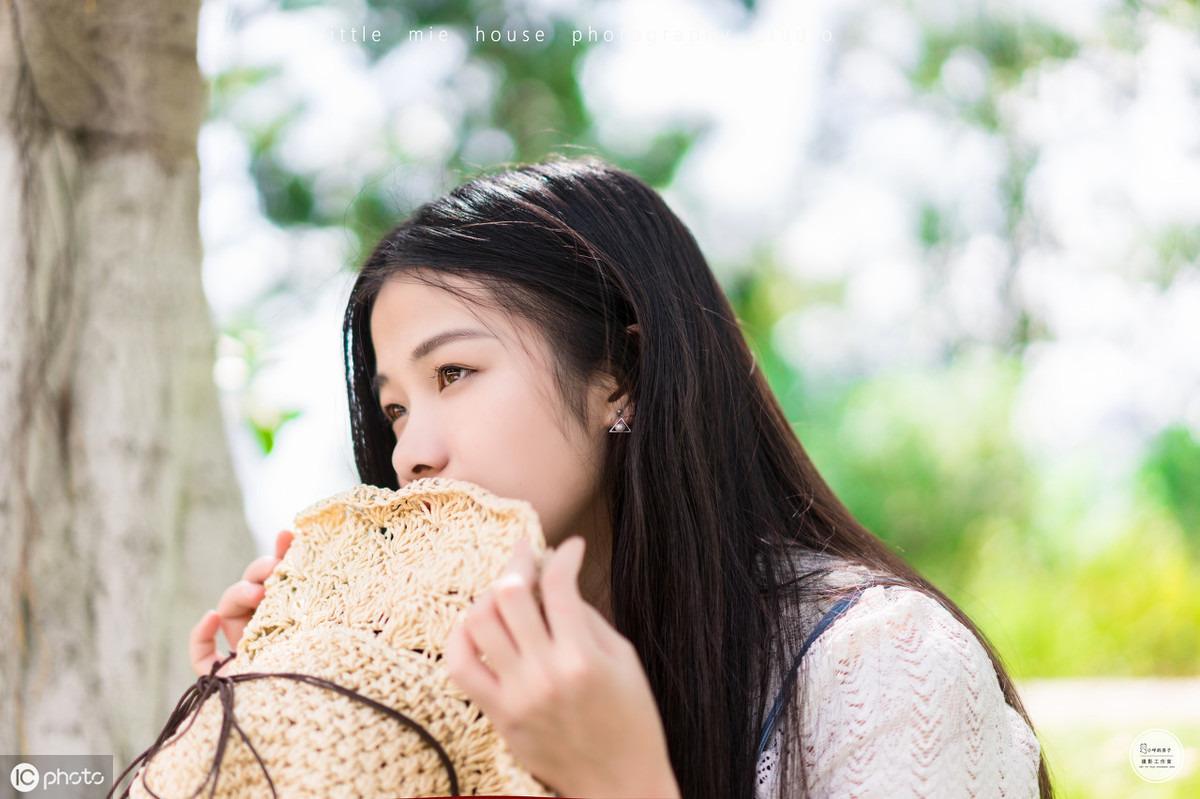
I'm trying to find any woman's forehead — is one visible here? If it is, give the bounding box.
[370,274,546,363]
[380,269,490,307]
[371,274,498,333]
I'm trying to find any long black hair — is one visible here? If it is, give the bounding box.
[342,156,1053,798]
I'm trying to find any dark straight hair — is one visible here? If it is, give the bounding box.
[342,156,1054,799]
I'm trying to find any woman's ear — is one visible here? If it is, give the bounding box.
[599,324,638,429]
[600,379,635,428]
[611,323,639,420]
[621,324,639,421]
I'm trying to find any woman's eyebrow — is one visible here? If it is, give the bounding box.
[371,328,497,394]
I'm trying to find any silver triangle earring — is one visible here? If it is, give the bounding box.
[609,408,631,433]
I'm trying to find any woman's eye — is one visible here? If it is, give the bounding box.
[381,366,471,422]
[437,365,471,388]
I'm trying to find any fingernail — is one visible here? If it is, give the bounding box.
[495,572,527,590]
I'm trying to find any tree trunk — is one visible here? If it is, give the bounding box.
[0,0,256,762]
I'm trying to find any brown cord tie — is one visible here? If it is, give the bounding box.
[108,654,460,799]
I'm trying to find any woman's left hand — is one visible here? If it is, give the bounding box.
[445,536,681,799]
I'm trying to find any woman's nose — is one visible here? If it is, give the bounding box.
[391,418,450,486]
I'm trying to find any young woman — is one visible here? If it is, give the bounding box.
[189,157,1053,798]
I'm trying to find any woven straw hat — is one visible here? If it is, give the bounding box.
[122,477,556,798]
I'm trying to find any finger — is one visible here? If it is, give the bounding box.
[215,580,265,619]
[242,554,281,584]
[444,625,501,715]
[242,529,292,583]
[580,597,631,661]
[503,538,538,584]
[540,536,590,645]
[462,591,523,676]
[188,610,225,677]
[215,580,265,649]
[274,530,293,560]
[492,541,551,658]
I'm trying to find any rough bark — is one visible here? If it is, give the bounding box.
[0,0,256,761]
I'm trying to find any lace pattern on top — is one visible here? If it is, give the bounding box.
[753,578,1040,798]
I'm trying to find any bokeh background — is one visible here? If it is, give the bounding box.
[196,0,1200,795]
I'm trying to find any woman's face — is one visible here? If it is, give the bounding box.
[369,272,621,548]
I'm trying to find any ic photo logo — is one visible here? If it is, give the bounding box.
[9,763,39,792]
[2,756,112,796]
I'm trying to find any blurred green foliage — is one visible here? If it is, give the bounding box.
[731,254,1199,681]
[250,408,303,454]
[1141,426,1200,555]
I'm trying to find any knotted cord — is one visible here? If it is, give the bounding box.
[108,654,460,799]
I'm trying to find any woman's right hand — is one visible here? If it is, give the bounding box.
[188,530,293,677]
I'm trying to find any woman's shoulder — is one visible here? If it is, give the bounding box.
[769,548,986,661]
[764,549,996,713]
[756,549,1042,797]
[763,546,1028,727]
[795,579,1041,796]
[802,579,1004,697]
[765,548,890,634]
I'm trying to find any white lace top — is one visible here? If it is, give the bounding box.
[753,562,1042,798]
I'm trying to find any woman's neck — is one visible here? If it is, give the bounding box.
[570,488,615,626]
[577,541,614,625]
